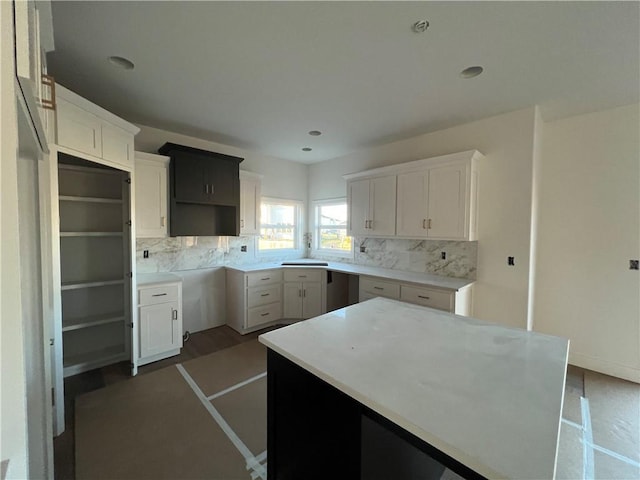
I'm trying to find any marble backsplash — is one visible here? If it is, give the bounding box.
[311,237,477,280]
[135,235,303,274]
[138,235,477,280]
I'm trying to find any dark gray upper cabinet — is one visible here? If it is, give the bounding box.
[160,143,242,206]
[158,143,243,236]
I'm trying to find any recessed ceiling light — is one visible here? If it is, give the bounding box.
[302,147,312,152]
[460,66,483,79]
[308,130,322,136]
[108,56,135,70]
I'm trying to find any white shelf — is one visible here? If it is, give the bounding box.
[60,231,123,237]
[63,346,127,377]
[61,279,125,291]
[62,312,125,332]
[59,195,122,204]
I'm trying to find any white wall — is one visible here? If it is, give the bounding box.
[534,104,640,382]
[309,108,538,329]
[135,125,309,203]
[0,2,29,476]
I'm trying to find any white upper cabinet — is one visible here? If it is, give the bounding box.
[346,150,482,241]
[426,163,467,240]
[55,84,139,171]
[135,152,170,238]
[239,171,262,235]
[397,171,429,238]
[13,0,55,151]
[348,175,397,237]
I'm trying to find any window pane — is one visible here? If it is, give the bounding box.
[259,227,295,250]
[261,203,295,226]
[259,200,300,251]
[318,204,347,226]
[319,228,351,251]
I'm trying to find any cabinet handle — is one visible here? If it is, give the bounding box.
[172,309,178,320]
[261,312,270,317]
[303,289,306,297]
[364,220,368,229]
[261,277,270,281]
[204,184,209,194]
[374,286,384,291]
[260,293,270,297]
[210,184,215,195]
[152,293,167,297]
[41,74,56,110]
[418,295,430,300]
[241,219,244,228]
[298,275,307,278]
[369,220,374,230]
[161,216,166,227]
[427,219,432,229]
[422,219,427,229]
[298,289,302,297]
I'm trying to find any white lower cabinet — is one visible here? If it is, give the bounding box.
[226,269,283,334]
[359,275,470,315]
[137,281,182,366]
[283,269,326,319]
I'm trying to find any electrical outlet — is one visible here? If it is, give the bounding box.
[441,252,446,260]
[630,260,639,270]
[508,256,515,266]
[360,246,366,253]
[143,250,149,259]
[240,245,247,252]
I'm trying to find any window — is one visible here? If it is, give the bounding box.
[314,200,352,256]
[259,198,303,252]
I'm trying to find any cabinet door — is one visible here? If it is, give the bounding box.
[57,98,102,158]
[370,175,397,236]
[283,283,303,318]
[302,283,323,319]
[135,160,168,238]
[427,164,466,239]
[139,302,180,358]
[102,122,134,169]
[240,176,260,235]
[396,172,428,237]
[348,179,370,236]
[206,159,238,206]
[172,153,208,204]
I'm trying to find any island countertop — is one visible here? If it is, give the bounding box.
[259,297,569,479]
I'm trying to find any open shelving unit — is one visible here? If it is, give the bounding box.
[57,157,132,377]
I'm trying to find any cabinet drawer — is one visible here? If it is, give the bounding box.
[400,285,453,312]
[139,284,179,306]
[248,284,282,308]
[247,302,282,328]
[247,270,282,287]
[283,269,323,283]
[359,277,400,299]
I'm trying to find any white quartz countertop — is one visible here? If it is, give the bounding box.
[259,298,569,479]
[226,260,473,291]
[136,272,182,287]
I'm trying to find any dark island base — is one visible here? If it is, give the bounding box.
[266,349,488,480]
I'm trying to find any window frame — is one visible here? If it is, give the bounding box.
[312,198,353,258]
[258,197,304,255]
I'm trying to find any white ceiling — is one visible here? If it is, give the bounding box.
[49,1,639,164]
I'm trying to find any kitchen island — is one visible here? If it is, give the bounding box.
[259,298,569,479]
